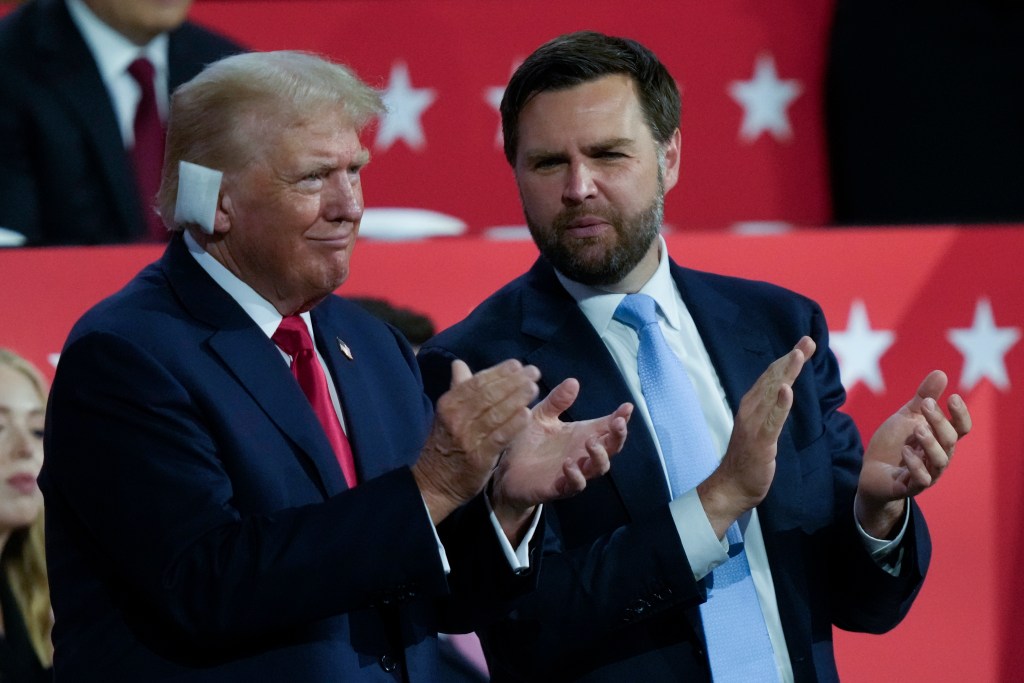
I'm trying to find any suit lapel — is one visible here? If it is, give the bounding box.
[160,237,347,498]
[34,0,141,237]
[671,264,803,526]
[310,309,380,483]
[522,260,672,517]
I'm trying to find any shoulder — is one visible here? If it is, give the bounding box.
[424,271,535,354]
[674,263,821,318]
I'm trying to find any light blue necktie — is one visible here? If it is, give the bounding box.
[614,293,779,683]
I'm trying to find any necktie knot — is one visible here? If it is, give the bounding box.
[127,56,156,86]
[614,293,660,332]
[272,315,314,358]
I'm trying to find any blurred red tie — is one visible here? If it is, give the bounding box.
[272,316,358,488]
[127,57,167,242]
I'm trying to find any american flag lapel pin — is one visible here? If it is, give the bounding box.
[337,337,353,361]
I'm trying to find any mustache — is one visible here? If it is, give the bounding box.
[552,205,621,232]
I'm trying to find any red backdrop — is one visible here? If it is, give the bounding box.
[1,227,1021,681]
[1,0,835,235]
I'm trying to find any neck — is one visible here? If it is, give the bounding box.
[608,238,662,294]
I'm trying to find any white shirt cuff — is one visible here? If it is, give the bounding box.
[855,499,910,576]
[485,494,543,573]
[422,497,451,574]
[669,488,729,581]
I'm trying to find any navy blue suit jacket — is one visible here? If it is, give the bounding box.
[418,257,930,682]
[0,0,243,245]
[41,236,535,681]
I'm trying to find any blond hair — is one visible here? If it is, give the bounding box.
[157,50,385,231]
[0,349,52,667]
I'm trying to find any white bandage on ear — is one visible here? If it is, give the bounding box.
[174,161,223,235]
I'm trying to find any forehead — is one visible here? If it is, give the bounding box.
[255,110,367,166]
[517,74,650,152]
[0,366,41,408]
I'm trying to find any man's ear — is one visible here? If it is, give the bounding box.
[212,193,233,234]
[662,128,682,193]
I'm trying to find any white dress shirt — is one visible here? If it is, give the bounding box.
[66,0,170,148]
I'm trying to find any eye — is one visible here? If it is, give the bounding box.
[296,171,326,191]
[531,156,565,171]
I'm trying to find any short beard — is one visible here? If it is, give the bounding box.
[526,186,664,288]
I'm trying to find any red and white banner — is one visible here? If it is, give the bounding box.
[1,0,835,236]
[1,227,1020,681]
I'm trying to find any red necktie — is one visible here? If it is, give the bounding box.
[126,57,167,242]
[272,316,358,488]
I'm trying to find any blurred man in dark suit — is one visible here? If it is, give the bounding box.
[0,0,243,246]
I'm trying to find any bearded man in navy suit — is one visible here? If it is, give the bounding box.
[0,0,243,245]
[418,31,972,682]
[41,50,632,681]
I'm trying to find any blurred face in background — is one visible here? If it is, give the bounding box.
[83,0,195,45]
[0,364,45,540]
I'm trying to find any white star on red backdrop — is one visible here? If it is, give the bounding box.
[376,61,436,151]
[947,297,1021,391]
[829,299,895,393]
[728,53,802,143]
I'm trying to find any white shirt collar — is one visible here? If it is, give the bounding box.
[66,0,169,85]
[555,234,681,332]
[183,231,310,338]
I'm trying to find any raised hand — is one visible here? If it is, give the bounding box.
[412,359,540,524]
[855,370,971,538]
[489,377,633,539]
[698,336,816,539]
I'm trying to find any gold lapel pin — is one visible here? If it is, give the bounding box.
[337,338,353,361]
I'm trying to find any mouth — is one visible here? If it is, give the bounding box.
[563,217,612,239]
[6,474,38,495]
[308,230,354,249]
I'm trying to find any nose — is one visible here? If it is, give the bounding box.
[562,161,598,206]
[7,422,39,461]
[323,172,364,224]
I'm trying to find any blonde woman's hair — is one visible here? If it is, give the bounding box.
[0,349,52,667]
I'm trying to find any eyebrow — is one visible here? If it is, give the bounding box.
[524,137,636,163]
[582,137,635,154]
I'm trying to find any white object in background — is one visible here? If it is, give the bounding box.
[0,227,27,247]
[359,208,466,240]
[731,221,793,235]
[483,225,532,241]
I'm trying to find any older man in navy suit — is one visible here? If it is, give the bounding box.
[41,50,632,681]
[0,0,243,245]
[418,32,972,682]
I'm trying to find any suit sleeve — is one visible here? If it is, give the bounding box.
[803,303,931,633]
[0,66,43,244]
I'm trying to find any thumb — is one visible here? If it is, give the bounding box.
[449,359,472,388]
[533,378,580,421]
